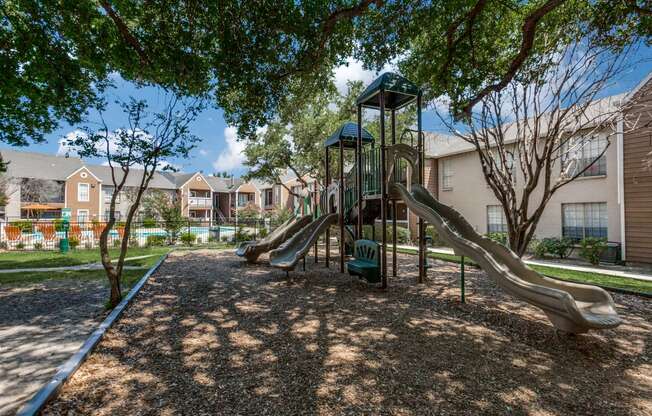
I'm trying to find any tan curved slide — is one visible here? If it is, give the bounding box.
[394,182,622,333]
[236,215,312,263]
[269,213,338,271]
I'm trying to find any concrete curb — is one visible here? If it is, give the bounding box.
[15,253,169,416]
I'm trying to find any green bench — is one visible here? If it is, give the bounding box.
[346,239,381,284]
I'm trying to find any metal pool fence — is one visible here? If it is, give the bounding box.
[0,217,286,250]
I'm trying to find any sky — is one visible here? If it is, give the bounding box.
[3,46,651,178]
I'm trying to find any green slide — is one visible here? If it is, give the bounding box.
[236,215,312,263]
[269,213,338,271]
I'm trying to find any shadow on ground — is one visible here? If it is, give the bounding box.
[44,249,651,415]
[0,280,107,415]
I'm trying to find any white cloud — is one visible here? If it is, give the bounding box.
[198,148,209,156]
[212,126,246,171]
[57,129,89,156]
[332,58,395,95]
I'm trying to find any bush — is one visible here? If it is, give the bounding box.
[532,237,574,259]
[53,218,66,232]
[0,241,8,250]
[579,237,607,265]
[221,235,230,242]
[84,241,93,249]
[425,225,447,246]
[235,228,253,242]
[34,242,43,250]
[113,239,121,248]
[146,235,167,247]
[142,217,157,228]
[69,235,80,250]
[180,232,196,246]
[13,220,33,233]
[486,232,508,246]
[16,242,25,249]
[258,228,269,238]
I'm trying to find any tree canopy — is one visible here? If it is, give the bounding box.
[1,0,648,145]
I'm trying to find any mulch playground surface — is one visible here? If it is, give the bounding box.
[43,249,651,415]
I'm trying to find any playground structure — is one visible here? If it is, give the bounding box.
[236,215,312,263]
[261,72,622,333]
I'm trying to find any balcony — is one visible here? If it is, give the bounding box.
[189,197,212,208]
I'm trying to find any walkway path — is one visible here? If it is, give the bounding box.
[0,279,107,415]
[395,244,652,282]
[0,254,158,274]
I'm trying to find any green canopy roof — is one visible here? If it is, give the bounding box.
[356,72,420,110]
[324,122,375,148]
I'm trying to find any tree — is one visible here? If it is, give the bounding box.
[65,92,203,308]
[143,190,185,244]
[19,179,64,205]
[2,1,646,144]
[440,41,633,256]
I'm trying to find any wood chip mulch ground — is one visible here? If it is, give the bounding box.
[43,249,651,416]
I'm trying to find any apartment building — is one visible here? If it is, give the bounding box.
[417,74,652,264]
[0,149,315,223]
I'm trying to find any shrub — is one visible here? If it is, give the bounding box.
[486,232,508,246]
[579,237,607,265]
[530,238,547,258]
[425,225,446,246]
[371,224,410,244]
[113,239,121,248]
[129,236,139,247]
[53,218,66,232]
[146,235,167,247]
[258,228,269,238]
[13,220,33,233]
[550,237,574,259]
[221,235,230,242]
[84,241,93,249]
[235,228,253,242]
[533,237,574,259]
[16,242,25,250]
[34,242,43,250]
[0,241,8,250]
[180,232,196,246]
[142,217,157,228]
[69,235,80,250]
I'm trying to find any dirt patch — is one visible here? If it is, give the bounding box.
[44,249,651,415]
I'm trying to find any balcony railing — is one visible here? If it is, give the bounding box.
[189,197,212,208]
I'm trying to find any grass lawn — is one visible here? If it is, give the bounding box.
[0,246,169,270]
[397,247,652,295]
[0,267,149,288]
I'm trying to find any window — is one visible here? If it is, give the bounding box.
[264,189,274,206]
[77,209,89,222]
[486,205,507,233]
[441,159,453,190]
[562,135,607,177]
[562,203,607,240]
[78,183,90,202]
[104,187,120,203]
[237,193,254,207]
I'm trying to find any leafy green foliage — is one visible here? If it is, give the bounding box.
[146,235,167,247]
[12,220,33,233]
[180,232,196,246]
[142,217,157,228]
[532,237,574,259]
[267,206,293,225]
[486,232,508,246]
[69,235,80,250]
[1,0,646,146]
[579,237,607,265]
